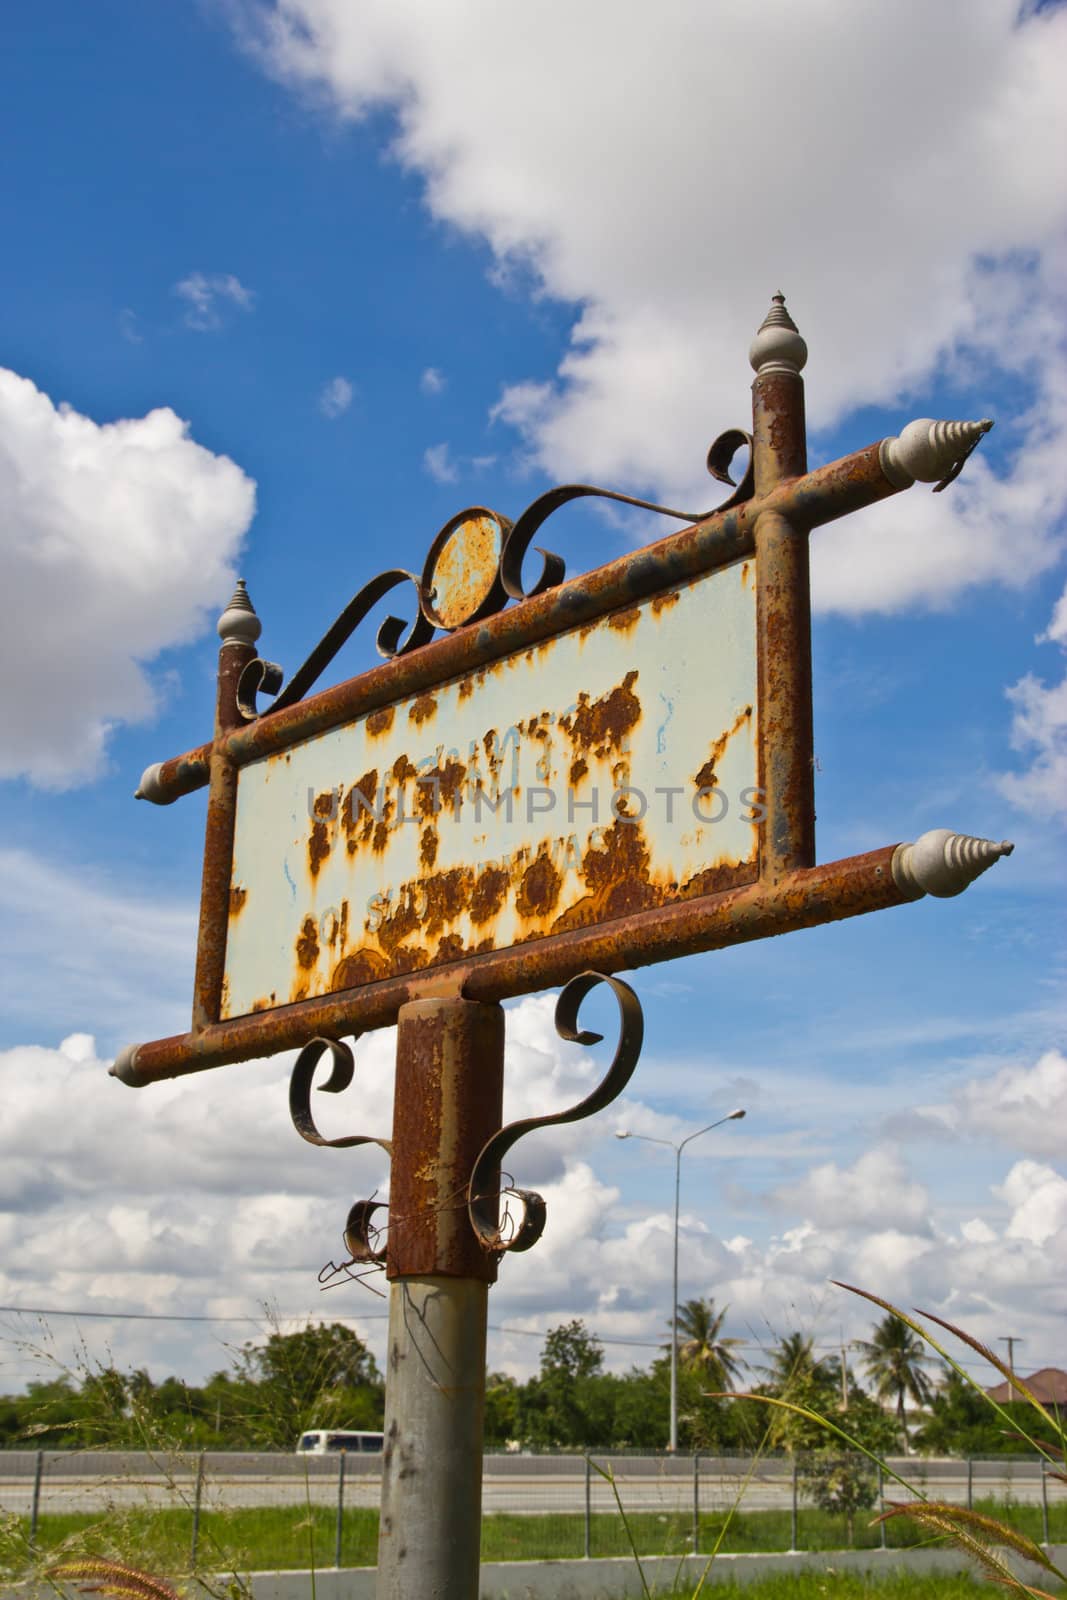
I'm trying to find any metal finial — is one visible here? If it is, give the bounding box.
[880,418,994,488]
[749,293,807,376]
[892,829,1014,899]
[217,579,262,646]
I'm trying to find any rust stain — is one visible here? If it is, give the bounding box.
[682,860,749,899]
[419,755,467,815]
[470,864,510,926]
[693,703,753,791]
[420,825,439,872]
[457,677,474,701]
[409,692,437,727]
[308,819,330,877]
[608,606,641,633]
[579,817,656,918]
[740,561,752,589]
[429,514,501,629]
[560,669,641,756]
[423,867,471,935]
[366,705,395,738]
[377,896,422,955]
[331,947,390,989]
[229,884,247,916]
[651,590,680,615]
[516,850,562,919]
[569,755,589,787]
[339,900,349,949]
[295,915,320,971]
[342,769,379,853]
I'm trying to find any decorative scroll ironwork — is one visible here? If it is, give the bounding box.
[290,1037,391,1277]
[316,1198,389,1284]
[467,970,645,1255]
[289,1035,391,1154]
[237,431,754,720]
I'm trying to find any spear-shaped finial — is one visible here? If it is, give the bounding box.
[217,578,262,646]
[880,418,994,488]
[749,292,808,376]
[893,829,1014,899]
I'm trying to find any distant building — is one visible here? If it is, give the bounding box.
[985,1367,1067,1410]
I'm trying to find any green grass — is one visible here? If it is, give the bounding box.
[2,1496,1064,1577]
[654,1577,1062,1599]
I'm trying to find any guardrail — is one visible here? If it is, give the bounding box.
[0,1451,1061,1569]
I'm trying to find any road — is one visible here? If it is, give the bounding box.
[0,1457,1059,1518]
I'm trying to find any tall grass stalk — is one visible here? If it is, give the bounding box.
[716,1288,1067,1600]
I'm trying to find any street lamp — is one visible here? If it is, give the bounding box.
[616,1109,746,1453]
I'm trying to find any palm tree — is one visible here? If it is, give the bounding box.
[757,1331,820,1390]
[671,1298,745,1391]
[856,1313,933,1446]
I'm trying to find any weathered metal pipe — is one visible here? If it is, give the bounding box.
[112,842,920,1085]
[388,997,504,1281]
[750,300,814,879]
[190,585,260,1030]
[374,996,504,1599]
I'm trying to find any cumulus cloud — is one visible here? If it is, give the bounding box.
[0,370,255,786]
[318,375,354,418]
[419,366,446,395]
[423,441,458,483]
[174,271,256,331]
[248,0,1067,615]
[927,1049,1067,1160]
[999,1159,1067,1247]
[772,1148,931,1233]
[996,579,1067,819]
[5,1008,1066,1387]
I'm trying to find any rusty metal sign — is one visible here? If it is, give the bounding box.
[115,295,1008,1088]
[223,558,758,1019]
[108,294,1017,1600]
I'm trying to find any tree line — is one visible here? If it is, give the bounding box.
[0,1300,1041,1456]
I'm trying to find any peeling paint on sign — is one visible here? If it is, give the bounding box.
[222,562,758,1019]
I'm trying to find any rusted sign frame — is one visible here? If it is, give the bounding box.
[114,298,999,1089]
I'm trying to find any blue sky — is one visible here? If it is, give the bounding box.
[1,0,1065,1403]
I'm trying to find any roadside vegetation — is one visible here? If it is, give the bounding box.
[0,1302,1055,1457]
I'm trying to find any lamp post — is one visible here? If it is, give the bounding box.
[616,1109,745,1452]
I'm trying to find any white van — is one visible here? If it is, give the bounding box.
[296,1429,384,1455]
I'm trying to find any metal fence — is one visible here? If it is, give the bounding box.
[0,1451,1062,1568]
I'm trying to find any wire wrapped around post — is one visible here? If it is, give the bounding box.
[467,971,644,1255]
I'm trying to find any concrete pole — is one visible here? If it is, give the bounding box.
[670,1144,682,1454]
[376,995,505,1600]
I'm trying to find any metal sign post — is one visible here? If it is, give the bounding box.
[113,297,1011,1598]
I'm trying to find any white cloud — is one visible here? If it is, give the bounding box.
[998,1159,1067,1247]
[997,580,1067,819]
[938,1049,1067,1160]
[4,1009,1067,1385]
[318,375,354,418]
[772,1148,931,1232]
[174,272,256,331]
[0,370,255,786]
[118,308,142,345]
[249,0,1067,615]
[419,366,446,395]
[423,441,458,483]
